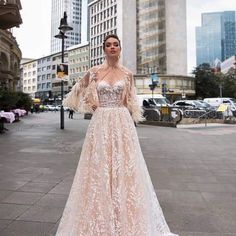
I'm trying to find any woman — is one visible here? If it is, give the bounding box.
[56,34,178,236]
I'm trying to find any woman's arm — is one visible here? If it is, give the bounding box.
[62,71,90,112]
[126,72,144,123]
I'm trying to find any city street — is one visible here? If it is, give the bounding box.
[1,112,236,236]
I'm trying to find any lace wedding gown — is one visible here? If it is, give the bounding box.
[56,61,178,236]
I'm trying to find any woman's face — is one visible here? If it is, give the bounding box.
[104,37,121,58]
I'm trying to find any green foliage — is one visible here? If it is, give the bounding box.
[0,89,32,111]
[192,63,236,99]
[223,69,236,98]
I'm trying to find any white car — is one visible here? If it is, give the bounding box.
[203,97,236,111]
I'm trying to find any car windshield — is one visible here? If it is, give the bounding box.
[153,98,170,105]
[195,101,209,108]
[230,98,236,106]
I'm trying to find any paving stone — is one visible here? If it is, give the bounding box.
[1,192,44,205]
[36,193,67,207]
[17,205,64,223]
[0,220,12,231]
[0,204,30,220]
[48,180,73,195]
[0,221,54,236]
[18,182,57,193]
[0,191,13,202]
[0,181,28,191]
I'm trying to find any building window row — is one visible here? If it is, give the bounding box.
[91,17,117,36]
[91,58,104,67]
[91,29,117,47]
[70,65,89,74]
[69,56,89,63]
[91,0,116,15]
[91,6,117,25]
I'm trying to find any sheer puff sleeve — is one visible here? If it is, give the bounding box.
[62,70,93,113]
[126,72,145,123]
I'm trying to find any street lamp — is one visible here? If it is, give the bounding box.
[54,11,73,130]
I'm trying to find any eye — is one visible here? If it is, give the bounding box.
[105,43,111,47]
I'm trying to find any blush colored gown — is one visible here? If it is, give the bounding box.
[56,61,178,236]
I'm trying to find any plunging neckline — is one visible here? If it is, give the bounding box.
[97,79,125,88]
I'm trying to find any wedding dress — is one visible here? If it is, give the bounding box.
[56,60,178,236]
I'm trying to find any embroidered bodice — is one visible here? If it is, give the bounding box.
[62,59,144,122]
[97,80,125,108]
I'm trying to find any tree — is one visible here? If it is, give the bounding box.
[0,89,32,111]
[192,63,221,99]
[223,68,236,98]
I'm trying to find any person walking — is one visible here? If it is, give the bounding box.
[68,109,74,119]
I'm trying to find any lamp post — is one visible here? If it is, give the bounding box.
[54,11,73,130]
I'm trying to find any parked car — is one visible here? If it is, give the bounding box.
[172,100,206,110]
[203,97,236,111]
[196,100,216,111]
[45,105,57,111]
[137,94,171,108]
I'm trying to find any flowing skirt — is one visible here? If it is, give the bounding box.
[56,107,178,236]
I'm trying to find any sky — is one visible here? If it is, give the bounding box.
[13,0,236,74]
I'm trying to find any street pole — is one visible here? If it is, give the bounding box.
[60,32,65,130]
[54,11,73,130]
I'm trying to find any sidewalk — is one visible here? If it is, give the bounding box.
[1,112,236,236]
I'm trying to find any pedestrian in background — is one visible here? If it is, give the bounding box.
[68,109,74,119]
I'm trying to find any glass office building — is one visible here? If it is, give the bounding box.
[137,0,165,74]
[196,11,236,66]
[137,0,187,75]
[51,0,82,54]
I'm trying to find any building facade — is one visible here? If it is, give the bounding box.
[196,11,236,66]
[88,0,137,72]
[134,74,195,102]
[0,0,22,91]
[51,0,82,54]
[137,0,187,76]
[35,56,52,101]
[68,42,90,84]
[21,60,38,98]
[88,0,187,75]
